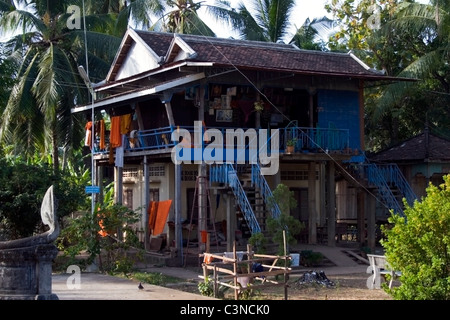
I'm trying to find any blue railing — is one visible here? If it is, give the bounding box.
[137,126,175,150]
[93,123,350,156]
[359,163,404,216]
[251,163,281,219]
[210,163,261,234]
[350,153,418,215]
[283,126,349,152]
[375,164,418,207]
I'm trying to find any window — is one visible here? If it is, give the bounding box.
[124,188,133,210]
[281,170,318,180]
[149,165,165,177]
[150,188,160,202]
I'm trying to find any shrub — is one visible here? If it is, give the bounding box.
[57,183,143,274]
[266,183,304,255]
[380,174,450,300]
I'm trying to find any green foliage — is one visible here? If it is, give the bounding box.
[380,174,450,300]
[326,1,450,151]
[197,276,231,299]
[286,138,297,147]
[289,17,333,51]
[133,272,180,286]
[300,250,324,267]
[238,282,261,300]
[266,184,304,255]
[57,183,143,274]
[198,277,215,297]
[248,231,268,254]
[0,154,90,240]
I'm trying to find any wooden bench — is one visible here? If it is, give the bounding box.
[366,254,402,289]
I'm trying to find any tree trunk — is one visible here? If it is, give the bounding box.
[52,124,59,174]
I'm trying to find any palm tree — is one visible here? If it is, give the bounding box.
[223,0,296,42]
[0,0,121,172]
[83,0,166,36]
[149,0,234,36]
[289,16,334,51]
[368,1,450,146]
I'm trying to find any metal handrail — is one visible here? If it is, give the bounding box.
[251,163,281,219]
[210,163,261,234]
[375,164,418,207]
[361,163,404,216]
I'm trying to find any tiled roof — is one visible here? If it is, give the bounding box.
[369,131,450,162]
[133,30,395,80]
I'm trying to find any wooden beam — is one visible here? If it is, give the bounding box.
[327,160,336,246]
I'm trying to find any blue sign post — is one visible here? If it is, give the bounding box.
[85,186,100,194]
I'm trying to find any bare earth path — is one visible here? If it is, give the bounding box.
[164,270,394,300]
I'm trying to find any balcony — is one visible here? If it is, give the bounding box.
[92,124,350,159]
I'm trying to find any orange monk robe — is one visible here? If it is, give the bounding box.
[110,116,121,148]
[153,200,172,236]
[99,119,106,150]
[120,114,132,134]
[85,121,93,148]
[147,201,158,235]
[147,200,173,236]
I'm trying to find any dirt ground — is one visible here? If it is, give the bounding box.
[164,271,395,300]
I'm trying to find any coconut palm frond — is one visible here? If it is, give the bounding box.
[126,0,165,31]
[1,51,40,150]
[0,7,45,38]
[205,0,245,31]
[235,4,265,41]
[399,49,444,80]
[308,16,335,39]
[385,2,437,37]
[266,0,295,42]
[373,50,442,121]
[182,11,216,37]
[32,45,59,119]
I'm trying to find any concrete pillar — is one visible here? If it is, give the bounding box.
[308,161,317,244]
[357,189,365,245]
[143,156,150,250]
[366,189,377,251]
[175,163,182,265]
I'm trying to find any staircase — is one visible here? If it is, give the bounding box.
[210,163,261,234]
[210,163,283,237]
[344,155,418,219]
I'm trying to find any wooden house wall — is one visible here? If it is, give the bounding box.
[335,179,357,221]
[317,89,361,150]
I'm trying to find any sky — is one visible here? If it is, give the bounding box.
[0,0,431,43]
[198,0,430,42]
[198,0,335,41]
